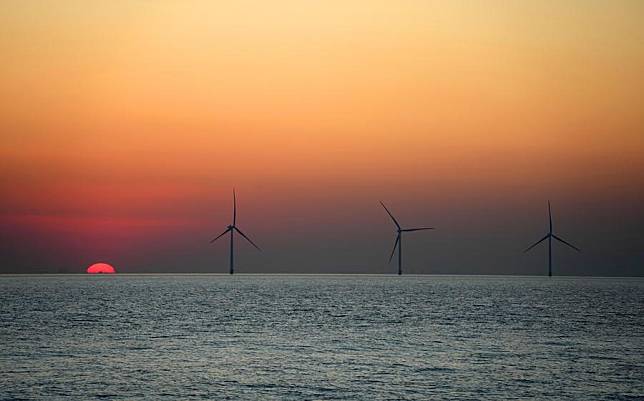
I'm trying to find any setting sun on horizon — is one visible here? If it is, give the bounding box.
[86,262,116,274]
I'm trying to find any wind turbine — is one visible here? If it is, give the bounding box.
[380,201,434,275]
[524,201,580,277]
[210,189,261,274]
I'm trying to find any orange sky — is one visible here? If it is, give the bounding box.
[1,1,643,273]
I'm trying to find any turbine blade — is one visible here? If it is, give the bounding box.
[388,235,400,263]
[380,201,401,229]
[210,228,231,243]
[233,188,237,226]
[402,227,434,232]
[234,227,261,251]
[548,200,552,233]
[552,234,580,252]
[523,234,549,253]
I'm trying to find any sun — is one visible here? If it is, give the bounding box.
[86,262,117,274]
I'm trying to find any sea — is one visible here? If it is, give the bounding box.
[1,274,643,400]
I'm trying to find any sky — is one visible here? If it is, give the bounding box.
[1,0,643,275]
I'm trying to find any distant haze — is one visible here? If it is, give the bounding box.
[1,1,642,275]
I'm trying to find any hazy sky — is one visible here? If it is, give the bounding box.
[1,1,643,275]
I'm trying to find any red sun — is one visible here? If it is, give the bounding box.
[86,263,117,274]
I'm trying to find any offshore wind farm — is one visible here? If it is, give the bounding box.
[205,195,585,277]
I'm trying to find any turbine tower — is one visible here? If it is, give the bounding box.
[380,201,434,275]
[210,189,261,274]
[524,201,580,277]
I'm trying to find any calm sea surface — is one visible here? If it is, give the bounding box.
[1,275,643,400]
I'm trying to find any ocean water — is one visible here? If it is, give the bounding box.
[1,275,643,400]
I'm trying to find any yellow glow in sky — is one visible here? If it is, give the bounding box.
[1,0,643,215]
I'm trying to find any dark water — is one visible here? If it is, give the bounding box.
[1,275,643,400]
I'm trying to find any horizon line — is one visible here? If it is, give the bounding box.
[1,273,642,279]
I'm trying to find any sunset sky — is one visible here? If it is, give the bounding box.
[1,1,643,275]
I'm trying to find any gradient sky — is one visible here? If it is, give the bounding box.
[1,1,643,275]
